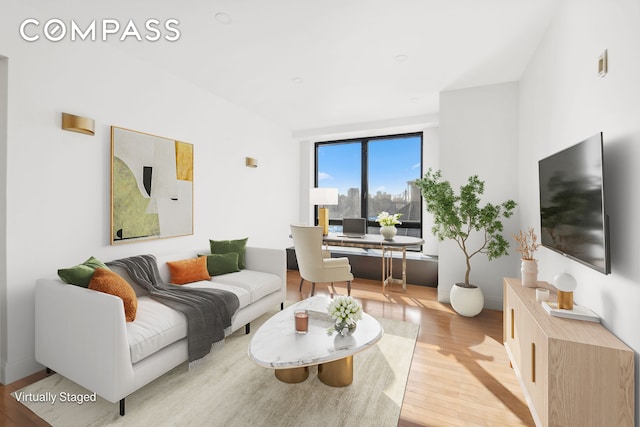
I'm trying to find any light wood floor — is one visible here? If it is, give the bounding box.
[0,271,534,426]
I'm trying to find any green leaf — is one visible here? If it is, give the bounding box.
[415,168,517,285]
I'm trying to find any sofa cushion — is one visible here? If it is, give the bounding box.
[213,270,281,304]
[210,238,248,269]
[88,268,138,322]
[58,256,109,287]
[199,253,240,276]
[166,257,210,285]
[126,297,187,364]
[183,280,251,309]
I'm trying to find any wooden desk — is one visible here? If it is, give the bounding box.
[323,233,424,292]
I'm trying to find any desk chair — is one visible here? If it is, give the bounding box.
[290,225,353,296]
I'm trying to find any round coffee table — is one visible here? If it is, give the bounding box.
[248,296,383,387]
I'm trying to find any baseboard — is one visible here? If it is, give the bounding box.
[1,357,43,385]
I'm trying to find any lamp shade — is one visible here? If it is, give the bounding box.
[553,273,577,292]
[310,188,338,206]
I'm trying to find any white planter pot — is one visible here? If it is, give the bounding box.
[450,283,484,317]
[380,225,397,240]
[520,259,538,287]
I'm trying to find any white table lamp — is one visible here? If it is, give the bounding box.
[553,273,577,310]
[310,188,338,235]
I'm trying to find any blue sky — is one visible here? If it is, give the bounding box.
[317,136,421,196]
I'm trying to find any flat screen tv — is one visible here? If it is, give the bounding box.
[538,132,610,274]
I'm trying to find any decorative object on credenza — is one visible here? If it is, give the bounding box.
[310,187,338,236]
[61,112,95,135]
[415,168,516,317]
[245,157,258,168]
[535,287,550,302]
[327,295,362,336]
[541,300,600,322]
[514,227,540,287]
[110,126,193,244]
[553,273,577,310]
[376,211,402,241]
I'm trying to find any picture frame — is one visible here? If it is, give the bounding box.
[110,126,193,244]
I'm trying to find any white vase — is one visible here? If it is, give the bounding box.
[380,225,397,240]
[521,259,538,287]
[450,283,484,317]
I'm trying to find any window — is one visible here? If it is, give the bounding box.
[315,133,422,238]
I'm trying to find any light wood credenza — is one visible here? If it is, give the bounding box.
[503,277,634,427]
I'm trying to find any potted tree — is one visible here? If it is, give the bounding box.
[415,169,516,317]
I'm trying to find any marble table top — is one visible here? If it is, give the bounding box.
[248,296,384,369]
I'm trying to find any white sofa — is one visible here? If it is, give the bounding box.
[35,247,285,415]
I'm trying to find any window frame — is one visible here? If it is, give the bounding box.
[314,132,423,236]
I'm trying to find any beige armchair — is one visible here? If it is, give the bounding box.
[290,225,353,296]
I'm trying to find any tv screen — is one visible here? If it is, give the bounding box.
[538,132,610,274]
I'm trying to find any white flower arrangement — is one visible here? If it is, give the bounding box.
[327,296,363,336]
[376,211,403,226]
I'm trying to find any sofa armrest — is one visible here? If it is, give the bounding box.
[244,246,286,289]
[35,278,133,402]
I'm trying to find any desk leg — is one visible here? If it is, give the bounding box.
[382,246,407,293]
[381,246,387,292]
[402,247,407,291]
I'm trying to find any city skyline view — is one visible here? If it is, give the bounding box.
[317,135,422,198]
[316,134,422,224]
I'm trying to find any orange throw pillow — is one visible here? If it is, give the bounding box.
[167,256,211,285]
[89,268,138,322]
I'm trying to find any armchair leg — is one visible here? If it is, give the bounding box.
[330,282,337,296]
[347,281,351,296]
[120,398,125,416]
[311,282,316,296]
[245,323,250,334]
[281,302,284,310]
[299,278,304,292]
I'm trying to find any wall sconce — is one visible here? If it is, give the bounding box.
[598,49,608,78]
[61,113,95,136]
[245,157,258,168]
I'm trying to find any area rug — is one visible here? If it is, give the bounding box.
[13,309,418,427]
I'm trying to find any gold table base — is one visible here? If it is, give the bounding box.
[318,356,353,387]
[274,356,354,387]
[275,366,309,383]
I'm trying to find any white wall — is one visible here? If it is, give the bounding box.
[439,82,520,309]
[518,0,640,421]
[421,126,440,255]
[0,3,299,384]
[0,56,8,376]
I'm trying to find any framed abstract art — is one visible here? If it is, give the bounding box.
[111,126,193,244]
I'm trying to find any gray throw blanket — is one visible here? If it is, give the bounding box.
[107,254,239,363]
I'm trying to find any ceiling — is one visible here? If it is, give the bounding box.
[20,0,560,134]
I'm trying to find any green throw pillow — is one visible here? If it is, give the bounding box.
[199,253,240,276]
[209,238,248,269]
[58,256,109,287]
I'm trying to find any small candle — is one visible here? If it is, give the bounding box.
[536,288,550,302]
[294,309,308,333]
